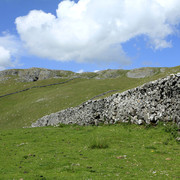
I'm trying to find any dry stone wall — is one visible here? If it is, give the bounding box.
[32,73,180,128]
[0,78,78,98]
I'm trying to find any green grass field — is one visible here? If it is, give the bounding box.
[0,123,179,179]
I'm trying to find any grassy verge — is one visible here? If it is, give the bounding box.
[0,123,179,179]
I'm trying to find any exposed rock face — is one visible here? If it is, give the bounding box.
[0,77,11,82]
[0,68,77,82]
[95,69,126,79]
[32,73,180,128]
[127,67,157,78]
[0,67,167,82]
[0,68,126,81]
[0,69,19,76]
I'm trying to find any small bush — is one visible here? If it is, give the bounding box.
[89,137,109,149]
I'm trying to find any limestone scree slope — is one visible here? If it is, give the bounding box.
[32,73,180,128]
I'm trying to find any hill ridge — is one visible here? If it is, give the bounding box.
[1,66,179,82]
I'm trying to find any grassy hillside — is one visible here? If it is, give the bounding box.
[0,123,179,179]
[0,66,179,179]
[0,66,180,129]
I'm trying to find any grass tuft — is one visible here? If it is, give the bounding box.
[89,136,109,149]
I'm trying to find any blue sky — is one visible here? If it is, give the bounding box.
[0,0,180,72]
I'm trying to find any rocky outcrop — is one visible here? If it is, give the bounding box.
[1,67,175,82]
[126,67,157,78]
[0,68,126,81]
[32,73,180,128]
[0,68,77,82]
[95,69,126,79]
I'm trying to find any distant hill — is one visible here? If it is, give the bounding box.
[0,66,179,129]
[1,66,179,82]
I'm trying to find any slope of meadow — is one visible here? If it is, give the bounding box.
[0,66,180,129]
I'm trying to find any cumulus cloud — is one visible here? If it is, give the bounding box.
[15,0,180,64]
[0,46,11,70]
[0,33,22,70]
[76,69,84,73]
[94,70,100,73]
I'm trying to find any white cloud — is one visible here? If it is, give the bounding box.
[0,46,11,70]
[76,69,84,73]
[15,0,180,64]
[0,33,22,70]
